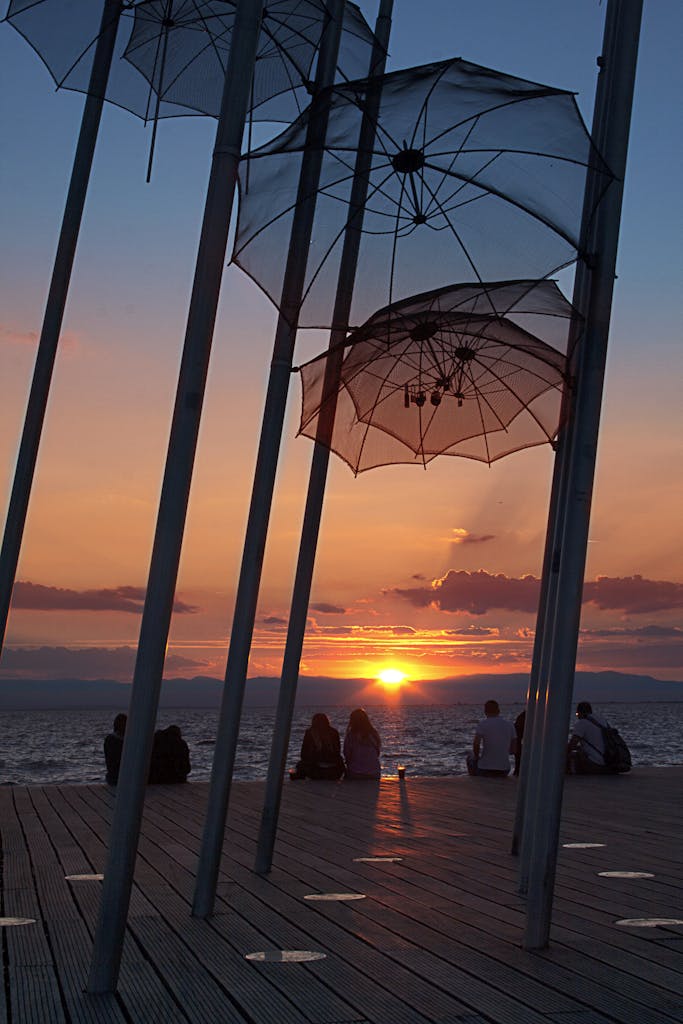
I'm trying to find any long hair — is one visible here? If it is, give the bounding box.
[346,708,380,748]
[309,712,333,752]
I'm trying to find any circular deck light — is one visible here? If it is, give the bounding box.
[616,918,683,928]
[598,871,654,879]
[304,893,366,901]
[246,950,326,962]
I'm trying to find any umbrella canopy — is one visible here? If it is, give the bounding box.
[4,0,376,123]
[233,56,612,328]
[298,279,577,472]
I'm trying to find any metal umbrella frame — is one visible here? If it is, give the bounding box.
[232,54,613,331]
[297,279,575,474]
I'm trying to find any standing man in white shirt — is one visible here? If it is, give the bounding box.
[466,700,517,777]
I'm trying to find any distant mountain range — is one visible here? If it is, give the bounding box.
[0,671,681,710]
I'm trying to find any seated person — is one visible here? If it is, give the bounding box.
[291,713,344,780]
[567,701,609,774]
[343,708,381,780]
[514,709,526,777]
[149,725,191,784]
[466,700,516,777]
[104,713,127,785]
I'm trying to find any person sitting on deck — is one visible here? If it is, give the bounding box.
[567,701,609,774]
[513,709,526,776]
[343,708,381,780]
[148,725,191,784]
[466,700,516,777]
[104,713,127,786]
[290,713,345,780]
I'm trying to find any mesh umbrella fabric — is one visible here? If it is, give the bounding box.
[233,57,612,329]
[4,0,376,123]
[298,279,576,473]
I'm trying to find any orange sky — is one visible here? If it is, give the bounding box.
[1,2,682,688]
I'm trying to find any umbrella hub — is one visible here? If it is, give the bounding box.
[391,147,425,175]
[409,320,440,342]
[453,346,476,362]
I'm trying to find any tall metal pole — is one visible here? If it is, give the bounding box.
[254,0,394,876]
[192,0,346,920]
[87,0,265,992]
[0,0,122,655]
[524,0,642,950]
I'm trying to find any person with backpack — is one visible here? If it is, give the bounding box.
[567,701,631,774]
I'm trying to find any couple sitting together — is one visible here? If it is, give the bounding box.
[291,708,381,781]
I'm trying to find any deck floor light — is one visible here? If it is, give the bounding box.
[304,892,366,901]
[598,871,654,879]
[246,950,327,962]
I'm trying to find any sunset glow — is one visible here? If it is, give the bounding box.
[0,3,681,695]
[377,668,408,688]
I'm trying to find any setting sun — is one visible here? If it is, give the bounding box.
[377,668,407,688]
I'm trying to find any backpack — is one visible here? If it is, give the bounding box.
[588,716,632,773]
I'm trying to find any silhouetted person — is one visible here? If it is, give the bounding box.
[343,708,381,780]
[567,701,607,774]
[514,709,526,776]
[290,713,345,780]
[104,713,127,785]
[149,725,191,784]
[466,700,516,777]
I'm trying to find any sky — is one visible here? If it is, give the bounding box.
[1,0,681,692]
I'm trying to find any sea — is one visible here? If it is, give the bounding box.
[1,702,682,786]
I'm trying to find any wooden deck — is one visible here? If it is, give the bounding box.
[1,767,682,1023]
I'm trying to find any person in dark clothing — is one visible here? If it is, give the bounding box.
[149,725,191,784]
[290,713,345,780]
[104,713,127,785]
[514,709,526,776]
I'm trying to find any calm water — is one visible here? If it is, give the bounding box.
[1,702,682,786]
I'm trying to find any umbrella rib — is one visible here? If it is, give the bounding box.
[421,157,581,249]
[419,114,484,221]
[300,166,400,313]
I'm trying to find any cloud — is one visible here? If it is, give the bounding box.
[1,326,38,346]
[261,615,287,627]
[448,528,496,545]
[1,325,80,352]
[360,625,417,636]
[392,570,540,615]
[0,645,206,680]
[411,573,427,581]
[12,581,198,615]
[583,576,683,615]
[582,625,683,639]
[445,626,499,637]
[391,571,683,616]
[310,602,347,615]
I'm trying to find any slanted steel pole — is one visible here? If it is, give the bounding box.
[254,0,394,876]
[0,0,123,655]
[524,0,642,951]
[192,0,346,920]
[87,0,265,992]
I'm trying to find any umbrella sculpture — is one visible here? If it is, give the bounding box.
[297,279,575,472]
[219,55,611,875]
[251,277,578,871]
[0,0,376,658]
[233,55,613,331]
